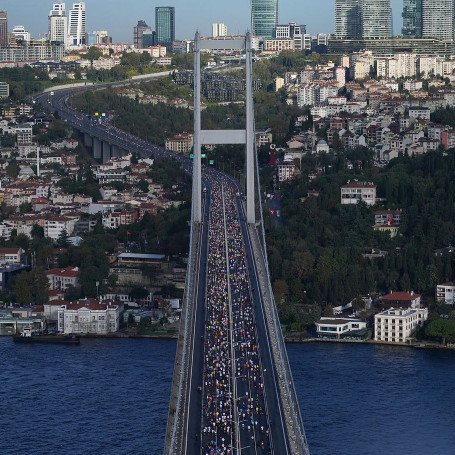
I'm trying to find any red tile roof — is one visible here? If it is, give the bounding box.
[0,247,22,254]
[46,266,80,278]
[382,292,420,301]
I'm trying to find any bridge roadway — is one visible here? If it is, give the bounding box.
[36,85,308,455]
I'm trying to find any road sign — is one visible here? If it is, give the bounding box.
[201,154,206,158]
[209,160,214,164]
[190,154,194,158]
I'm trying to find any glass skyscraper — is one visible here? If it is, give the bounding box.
[402,0,422,37]
[422,0,454,41]
[335,0,361,38]
[361,0,391,38]
[155,6,175,49]
[251,0,278,39]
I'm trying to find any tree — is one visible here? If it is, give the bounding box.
[57,229,70,248]
[273,280,289,304]
[129,286,149,301]
[14,234,30,252]
[31,224,44,239]
[13,268,49,304]
[425,319,455,345]
[138,179,149,193]
[86,46,102,62]
[6,161,19,178]
[13,272,32,304]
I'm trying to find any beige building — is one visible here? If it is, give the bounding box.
[374,307,428,343]
[165,132,193,155]
[264,38,295,52]
[340,181,376,206]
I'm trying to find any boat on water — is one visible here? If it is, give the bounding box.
[13,327,80,345]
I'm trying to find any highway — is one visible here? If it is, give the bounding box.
[36,82,308,455]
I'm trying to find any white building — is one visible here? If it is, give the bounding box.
[316,317,367,338]
[212,23,227,38]
[408,106,431,121]
[44,216,77,240]
[277,164,297,182]
[340,180,376,205]
[11,25,31,42]
[0,247,23,264]
[68,2,85,46]
[46,266,80,291]
[436,282,455,305]
[297,83,339,107]
[57,299,122,334]
[374,307,428,343]
[48,1,67,46]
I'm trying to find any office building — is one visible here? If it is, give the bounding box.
[212,23,227,37]
[133,20,152,49]
[155,6,175,49]
[275,22,306,50]
[11,25,30,43]
[361,0,392,38]
[335,0,361,38]
[0,43,65,62]
[142,30,156,47]
[48,1,67,45]
[402,0,422,37]
[68,2,86,46]
[251,0,278,39]
[422,0,454,41]
[0,11,8,47]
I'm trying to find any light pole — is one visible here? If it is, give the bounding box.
[96,281,100,300]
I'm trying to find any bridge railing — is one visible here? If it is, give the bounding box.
[253,136,311,455]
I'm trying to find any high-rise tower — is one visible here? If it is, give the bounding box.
[133,20,152,48]
[361,0,391,38]
[422,0,454,41]
[68,2,86,46]
[0,11,8,47]
[335,0,361,38]
[155,7,175,49]
[49,1,67,46]
[402,0,422,37]
[251,0,278,39]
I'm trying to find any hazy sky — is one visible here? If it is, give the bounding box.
[3,0,404,42]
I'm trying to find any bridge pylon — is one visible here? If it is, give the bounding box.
[192,31,256,224]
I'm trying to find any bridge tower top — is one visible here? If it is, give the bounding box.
[192,31,256,224]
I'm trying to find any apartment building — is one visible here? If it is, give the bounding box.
[165,132,193,155]
[340,180,376,206]
[436,282,455,305]
[374,307,428,343]
[46,266,80,291]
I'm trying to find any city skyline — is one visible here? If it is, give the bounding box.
[1,0,406,43]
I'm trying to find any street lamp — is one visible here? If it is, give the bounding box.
[96,281,100,299]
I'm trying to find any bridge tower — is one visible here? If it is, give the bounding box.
[192,31,256,224]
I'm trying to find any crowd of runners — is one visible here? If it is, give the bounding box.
[201,179,271,454]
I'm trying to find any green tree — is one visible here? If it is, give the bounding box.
[138,179,149,193]
[13,273,33,304]
[425,319,455,345]
[129,286,149,301]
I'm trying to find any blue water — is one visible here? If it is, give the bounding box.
[1,339,455,455]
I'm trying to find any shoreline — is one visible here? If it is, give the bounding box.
[5,331,454,351]
[284,335,455,351]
